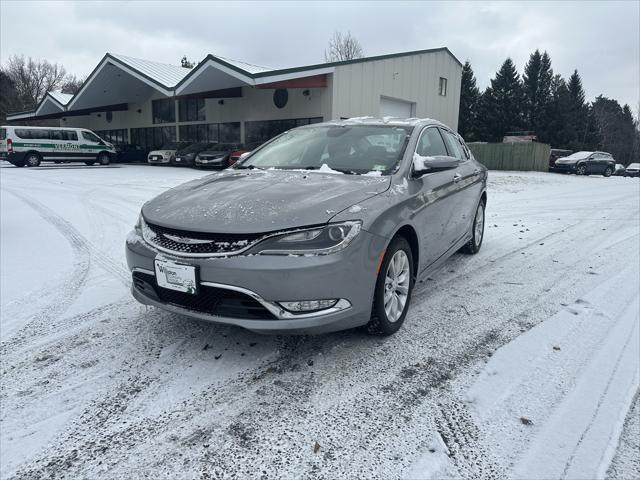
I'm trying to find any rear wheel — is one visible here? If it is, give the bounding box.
[603,166,613,177]
[25,152,41,167]
[576,164,587,175]
[97,152,110,165]
[366,236,414,336]
[461,200,485,254]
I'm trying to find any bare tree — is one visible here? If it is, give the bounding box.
[60,74,86,95]
[3,55,68,110]
[324,31,364,62]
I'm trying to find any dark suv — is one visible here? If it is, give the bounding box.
[553,151,616,177]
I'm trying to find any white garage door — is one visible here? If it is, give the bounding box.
[380,96,414,118]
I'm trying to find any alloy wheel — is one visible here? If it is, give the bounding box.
[474,203,485,247]
[384,250,410,323]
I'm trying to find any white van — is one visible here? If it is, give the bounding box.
[0,125,116,167]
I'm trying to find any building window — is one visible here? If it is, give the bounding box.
[439,77,447,96]
[178,98,206,122]
[95,129,128,144]
[152,98,175,124]
[131,126,176,150]
[245,117,323,143]
[178,122,240,143]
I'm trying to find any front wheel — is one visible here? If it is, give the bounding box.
[25,153,41,167]
[603,167,613,177]
[576,164,587,175]
[461,200,485,254]
[98,153,110,165]
[366,236,414,336]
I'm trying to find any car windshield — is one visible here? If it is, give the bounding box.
[180,142,209,154]
[563,151,592,160]
[628,163,640,169]
[237,125,412,175]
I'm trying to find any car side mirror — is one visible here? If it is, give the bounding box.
[412,154,460,176]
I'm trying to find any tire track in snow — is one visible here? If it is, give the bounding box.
[1,189,130,351]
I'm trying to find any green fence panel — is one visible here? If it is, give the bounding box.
[467,142,550,172]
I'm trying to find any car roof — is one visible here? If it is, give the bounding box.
[300,117,450,130]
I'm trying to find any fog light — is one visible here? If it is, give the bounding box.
[279,299,338,312]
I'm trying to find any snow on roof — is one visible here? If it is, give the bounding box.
[48,91,73,106]
[110,53,191,88]
[212,55,271,74]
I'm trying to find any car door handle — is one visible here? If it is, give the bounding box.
[453,173,462,183]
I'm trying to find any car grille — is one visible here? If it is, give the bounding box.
[145,221,264,255]
[133,271,276,320]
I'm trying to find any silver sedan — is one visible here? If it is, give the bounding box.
[125,118,487,335]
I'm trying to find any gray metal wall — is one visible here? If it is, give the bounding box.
[330,50,462,129]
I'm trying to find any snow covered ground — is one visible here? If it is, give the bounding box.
[1,164,638,479]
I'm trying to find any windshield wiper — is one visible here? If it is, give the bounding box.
[235,164,263,170]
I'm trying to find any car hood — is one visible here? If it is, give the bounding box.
[197,150,228,157]
[555,157,582,164]
[149,150,176,157]
[142,169,390,234]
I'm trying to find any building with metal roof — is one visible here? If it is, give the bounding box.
[6,47,463,149]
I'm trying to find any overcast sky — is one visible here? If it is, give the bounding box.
[1,1,638,111]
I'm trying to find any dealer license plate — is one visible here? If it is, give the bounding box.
[154,258,198,294]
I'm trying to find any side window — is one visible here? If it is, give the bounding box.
[441,129,465,160]
[50,130,64,141]
[458,137,471,159]
[15,129,30,139]
[64,131,78,141]
[416,127,448,157]
[31,129,49,140]
[81,131,101,143]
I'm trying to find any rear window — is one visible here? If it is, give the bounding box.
[0,128,6,140]
[15,129,51,140]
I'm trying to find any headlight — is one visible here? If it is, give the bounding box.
[254,221,361,255]
[135,212,143,230]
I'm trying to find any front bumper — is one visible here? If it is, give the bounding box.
[125,229,385,333]
[148,156,170,164]
[195,158,227,167]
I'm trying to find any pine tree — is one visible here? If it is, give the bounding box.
[565,70,589,151]
[458,61,481,141]
[482,58,525,141]
[523,50,554,142]
[546,74,571,148]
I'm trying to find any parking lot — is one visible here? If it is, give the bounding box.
[1,164,639,479]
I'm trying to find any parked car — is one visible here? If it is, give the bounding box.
[193,143,240,168]
[126,118,487,336]
[173,142,219,166]
[115,144,148,163]
[0,125,115,167]
[548,148,572,172]
[147,142,190,165]
[229,142,264,165]
[613,163,627,176]
[553,151,616,176]
[624,163,640,177]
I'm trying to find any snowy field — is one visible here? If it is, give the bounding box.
[1,164,638,479]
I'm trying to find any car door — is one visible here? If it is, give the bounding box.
[81,130,102,160]
[410,126,462,270]
[587,153,601,173]
[439,128,483,241]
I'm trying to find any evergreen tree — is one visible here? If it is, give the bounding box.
[546,74,571,148]
[523,50,554,141]
[565,70,589,151]
[482,58,525,141]
[458,61,481,141]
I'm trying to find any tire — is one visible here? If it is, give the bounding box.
[576,164,587,176]
[25,152,41,167]
[366,236,414,336]
[97,152,110,165]
[85,161,95,166]
[603,167,613,177]
[461,199,486,254]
